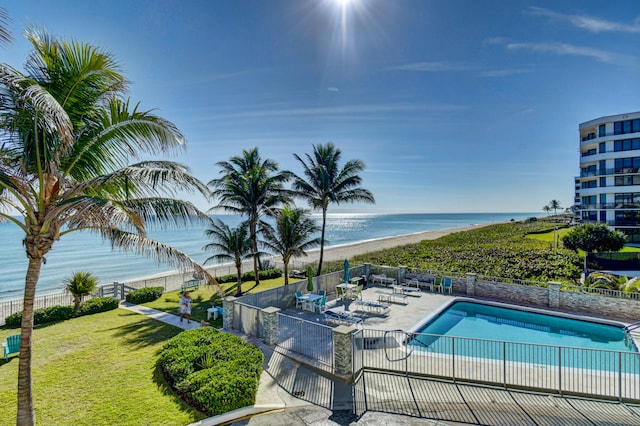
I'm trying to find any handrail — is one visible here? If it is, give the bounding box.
[384,330,413,362]
[624,321,640,332]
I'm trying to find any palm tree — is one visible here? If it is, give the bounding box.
[549,199,561,215]
[261,206,321,284]
[542,205,551,216]
[64,271,98,311]
[208,148,290,286]
[0,8,12,48]
[203,219,254,296]
[0,29,214,425]
[291,142,375,276]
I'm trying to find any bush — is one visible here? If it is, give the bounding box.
[78,297,119,315]
[125,287,164,304]
[215,268,282,284]
[160,327,263,416]
[5,305,75,327]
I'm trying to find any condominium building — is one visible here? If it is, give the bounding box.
[577,112,640,244]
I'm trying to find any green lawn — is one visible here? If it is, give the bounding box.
[526,228,640,253]
[0,309,207,426]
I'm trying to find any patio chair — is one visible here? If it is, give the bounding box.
[336,286,344,301]
[357,284,363,300]
[295,291,304,309]
[318,289,326,298]
[433,277,442,292]
[3,334,20,362]
[315,295,327,313]
[441,277,452,294]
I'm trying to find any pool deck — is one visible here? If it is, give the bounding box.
[286,284,635,333]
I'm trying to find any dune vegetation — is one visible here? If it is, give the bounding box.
[354,220,584,283]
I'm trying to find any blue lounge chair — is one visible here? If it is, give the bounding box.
[324,310,362,325]
[295,291,304,309]
[3,334,20,362]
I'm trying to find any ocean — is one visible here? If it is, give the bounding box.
[0,212,536,300]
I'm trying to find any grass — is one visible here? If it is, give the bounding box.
[0,310,207,426]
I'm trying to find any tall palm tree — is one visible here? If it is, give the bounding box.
[549,199,562,215]
[261,205,321,284]
[208,148,290,286]
[542,205,551,216]
[0,29,214,426]
[291,142,375,276]
[203,219,254,296]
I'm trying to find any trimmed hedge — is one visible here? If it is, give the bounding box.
[4,297,119,326]
[160,327,263,416]
[79,296,120,315]
[125,286,164,304]
[215,268,282,284]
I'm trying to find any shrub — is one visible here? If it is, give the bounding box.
[5,305,75,327]
[215,268,282,284]
[160,327,263,416]
[125,287,164,304]
[78,297,119,315]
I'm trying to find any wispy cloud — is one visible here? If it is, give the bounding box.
[386,61,477,72]
[527,6,640,34]
[505,41,614,63]
[479,69,531,78]
[201,103,466,122]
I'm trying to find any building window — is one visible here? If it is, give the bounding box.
[599,124,606,137]
[581,165,597,177]
[614,138,640,152]
[622,228,640,243]
[582,195,596,207]
[599,177,607,187]
[581,180,597,189]
[615,211,640,226]
[615,175,640,186]
[582,211,597,221]
[599,142,606,153]
[614,157,640,173]
[614,119,640,135]
[614,193,640,208]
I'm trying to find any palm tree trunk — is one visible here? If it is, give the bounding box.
[316,207,327,276]
[250,221,260,286]
[283,258,289,285]
[235,264,243,297]
[17,257,42,426]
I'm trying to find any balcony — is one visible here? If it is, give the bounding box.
[579,167,640,178]
[577,203,640,210]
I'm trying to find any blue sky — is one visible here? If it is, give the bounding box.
[4,0,640,214]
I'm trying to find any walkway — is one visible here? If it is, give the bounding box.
[121,302,640,426]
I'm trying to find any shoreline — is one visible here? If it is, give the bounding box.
[135,223,490,281]
[1,223,492,302]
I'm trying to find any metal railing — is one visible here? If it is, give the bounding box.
[561,284,640,300]
[354,329,640,402]
[277,313,334,368]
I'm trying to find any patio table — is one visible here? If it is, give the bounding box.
[337,283,358,300]
[299,293,322,312]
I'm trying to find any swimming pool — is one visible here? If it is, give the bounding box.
[408,300,639,372]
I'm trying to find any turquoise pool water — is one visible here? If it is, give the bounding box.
[409,301,639,372]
